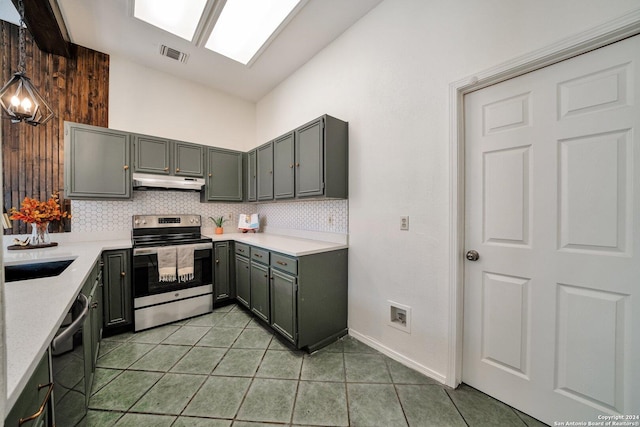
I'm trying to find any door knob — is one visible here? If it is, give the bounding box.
[466,250,480,261]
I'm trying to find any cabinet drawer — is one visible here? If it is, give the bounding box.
[270,253,297,275]
[250,247,270,264]
[235,243,250,257]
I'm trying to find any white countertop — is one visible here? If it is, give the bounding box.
[204,232,348,256]
[3,231,346,411]
[4,238,131,411]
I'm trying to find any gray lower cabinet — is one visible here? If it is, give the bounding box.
[235,254,250,308]
[294,115,348,199]
[270,267,297,343]
[102,249,132,329]
[257,141,274,201]
[203,147,243,202]
[235,244,348,351]
[64,121,132,199]
[250,260,270,322]
[133,134,171,175]
[5,350,52,427]
[246,150,257,202]
[273,132,295,199]
[214,242,232,302]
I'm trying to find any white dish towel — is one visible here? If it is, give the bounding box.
[157,247,177,282]
[177,244,196,282]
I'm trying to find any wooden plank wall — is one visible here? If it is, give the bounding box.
[1,21,109,234]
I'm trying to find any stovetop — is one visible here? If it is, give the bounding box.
[131,214,212,247]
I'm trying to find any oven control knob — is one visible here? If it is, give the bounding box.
[134,219,139,225]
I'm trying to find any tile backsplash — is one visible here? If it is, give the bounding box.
[72,191,348,234]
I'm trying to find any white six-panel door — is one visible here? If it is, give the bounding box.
[463,35,639,424]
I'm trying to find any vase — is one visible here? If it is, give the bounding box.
[31,222,51,245]
[215,227,224,235]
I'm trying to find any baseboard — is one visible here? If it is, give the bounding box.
[348,329,447,385]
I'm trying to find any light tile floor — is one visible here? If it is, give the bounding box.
[82,304,548,426]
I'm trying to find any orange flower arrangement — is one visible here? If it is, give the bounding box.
[10,192,71,224]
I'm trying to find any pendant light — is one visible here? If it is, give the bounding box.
[0,0,54,126]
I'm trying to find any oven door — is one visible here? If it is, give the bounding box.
[133,243,213,298]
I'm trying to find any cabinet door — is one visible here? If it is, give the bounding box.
[103,249,132,328]
[235,255,251,309]
[270,269,297,343]
[205,148,243,201]
[133,134,171,174]
[247,150,257,201]
[5,350,52,427]
[257,142,274,200]
[174,141,204,177]
[295,118,324,197]
[214,242,231,301]
[274,132,295,199]
[64,122,132,199]
[250,262,270,322]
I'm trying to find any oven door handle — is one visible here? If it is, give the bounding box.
[133,242,213,256]
[52,293,89,352]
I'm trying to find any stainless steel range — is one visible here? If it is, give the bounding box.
[132,214,213,331]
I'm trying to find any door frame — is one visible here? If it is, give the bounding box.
[446,8,640,389]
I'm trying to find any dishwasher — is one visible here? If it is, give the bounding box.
[50,292,90,426]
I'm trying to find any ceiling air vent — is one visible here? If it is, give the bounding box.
[159,45,188,63]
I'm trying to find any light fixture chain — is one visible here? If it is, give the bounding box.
[17,0,26,73]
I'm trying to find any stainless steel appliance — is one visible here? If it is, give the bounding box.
[132,214,213,331]
[51,293,90,426]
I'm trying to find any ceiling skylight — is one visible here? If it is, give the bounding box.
[134,0,207,41]
[205,0,302,65]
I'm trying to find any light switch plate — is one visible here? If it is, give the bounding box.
[400,215,409,230]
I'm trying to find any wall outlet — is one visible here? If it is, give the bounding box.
[388,301,411,333]
[400,215,409,231]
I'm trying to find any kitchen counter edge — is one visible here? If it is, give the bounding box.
[4,239,132,412]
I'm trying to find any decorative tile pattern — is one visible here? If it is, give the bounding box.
[71,191,256,233]
[257,199,348,233]
[71,191,348,234]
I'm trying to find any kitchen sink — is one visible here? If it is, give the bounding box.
[4,259,75,282]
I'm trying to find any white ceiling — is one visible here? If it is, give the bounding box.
[52,0,383,101]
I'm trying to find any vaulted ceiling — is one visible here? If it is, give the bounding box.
[50,0,383,101]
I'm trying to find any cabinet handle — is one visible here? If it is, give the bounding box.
[123,165,129,170]
[296,163,300,167]
[264,274,268,278]
[209,173,212,177]
[121,271,126,277]
[238,249,245,252]
[289,164,293,168]
[276,261,288,266]
[216,259,219,264]
[19,383,53,426]
[176,168,180,172]
[269,170,273,174]
[254,254,262,258]
[164,167,169,171]
[91,302,99,309]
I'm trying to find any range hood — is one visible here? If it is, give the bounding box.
[133,173,205,191]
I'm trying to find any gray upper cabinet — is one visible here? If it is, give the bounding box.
[273,132,295,199]
[203,147,243,202]
[257,141,274,201]
[294,115,348,199]
[133,134,171,175]
[65,121,132,199]
[246,150,257,202]
[174,141,204,177]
